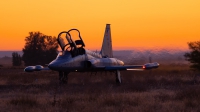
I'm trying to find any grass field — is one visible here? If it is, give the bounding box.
[0,65,200,112]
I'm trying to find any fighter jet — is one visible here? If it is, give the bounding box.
[24,24,159,84]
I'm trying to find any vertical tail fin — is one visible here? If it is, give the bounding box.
[100,24,113,58]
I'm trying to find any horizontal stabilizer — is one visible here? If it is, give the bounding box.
[126,69,144,71]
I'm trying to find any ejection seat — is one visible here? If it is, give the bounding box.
[57,29,85,57]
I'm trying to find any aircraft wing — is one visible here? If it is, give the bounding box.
[24,65,50,72]
[104,62,159,71]
[105,65,143,70]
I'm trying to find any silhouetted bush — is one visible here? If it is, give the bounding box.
[184,41,200,71]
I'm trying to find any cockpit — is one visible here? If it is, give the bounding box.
[57,29,85,57]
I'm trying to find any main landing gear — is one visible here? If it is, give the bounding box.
[115,70,122,85]
[58,71,122,85]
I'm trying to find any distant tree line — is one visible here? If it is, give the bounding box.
[22,32,58,66]
[12,52,22,66]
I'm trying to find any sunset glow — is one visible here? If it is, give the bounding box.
[0,0,200,51]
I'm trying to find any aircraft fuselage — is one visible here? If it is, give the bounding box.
[48,49,124,72]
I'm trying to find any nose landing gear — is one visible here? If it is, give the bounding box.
[59,71,69,84]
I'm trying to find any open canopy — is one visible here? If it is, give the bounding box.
[57,29,85,51]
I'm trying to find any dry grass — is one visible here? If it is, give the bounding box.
[0,65,200,111]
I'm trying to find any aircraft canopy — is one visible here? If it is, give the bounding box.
[57,29,85,51]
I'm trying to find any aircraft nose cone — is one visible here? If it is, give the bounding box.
[48,61,59,70]
[48,63,53,69]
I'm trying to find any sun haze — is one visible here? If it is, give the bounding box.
[0,0,200,51]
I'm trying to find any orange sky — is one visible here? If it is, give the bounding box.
[0,0,200,51]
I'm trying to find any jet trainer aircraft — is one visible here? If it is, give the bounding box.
[24,24,159,84]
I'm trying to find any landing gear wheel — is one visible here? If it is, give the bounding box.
[59,71,69,84]
[115,70,122,85]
